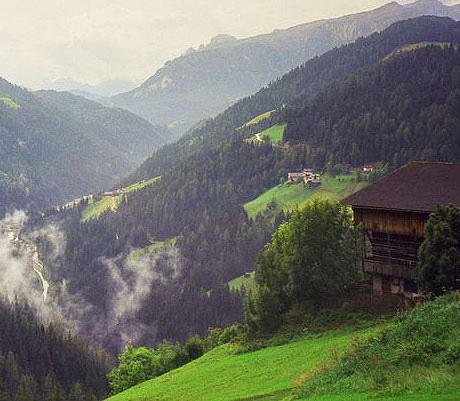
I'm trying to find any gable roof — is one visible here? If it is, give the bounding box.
[342,161,460,213]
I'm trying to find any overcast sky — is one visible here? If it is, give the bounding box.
[0,0,458,91]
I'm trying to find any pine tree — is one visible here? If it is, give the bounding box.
[418,205,460,295]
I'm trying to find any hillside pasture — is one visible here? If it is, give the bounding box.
[227,272,255,292]
[127,237,177,264]
[0,96,21,109]
[383,41,451,61]
[81,195,123,222]
[246,124,287,145]
[81,176,161,222]
[105,327,375,401]
[244,174,367,218]
[238,110,275,129]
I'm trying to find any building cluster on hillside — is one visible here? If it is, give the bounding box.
[103,189,124,197]
[57,194,94,211]
[343,161,460,298]
[287,169,322,188]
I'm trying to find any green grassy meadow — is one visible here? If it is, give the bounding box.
[227,272,255,292]
[81,177,160,222]
[384,41,451,61]
[122,176,161,192]
[127,237,177,264]
[246,124,287,145]
[81,195,123,222]
[239,110,275,129]
[260,124,286,143]
[244,174,368,219]
[105,295,460,401]
[296,294,460,401]
[105,327,375,401]
[0,96,21,109]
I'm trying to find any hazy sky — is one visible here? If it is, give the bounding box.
[0,0,458,91]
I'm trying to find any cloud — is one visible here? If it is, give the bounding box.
[0,210,183,350]
[0,0,434,90]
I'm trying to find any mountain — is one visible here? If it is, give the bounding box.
[38,16,460,352]
[0,79,166,216]
[106,0,460,136]
[51,77,136,98]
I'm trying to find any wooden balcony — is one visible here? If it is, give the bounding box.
[362,257,417,280]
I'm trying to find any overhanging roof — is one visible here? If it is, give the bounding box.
[342,161,460,213]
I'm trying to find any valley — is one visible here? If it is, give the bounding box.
[1,3,460,401]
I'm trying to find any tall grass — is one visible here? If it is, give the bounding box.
[296,293,460,399]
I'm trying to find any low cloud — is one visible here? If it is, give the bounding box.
[0,210,183,350]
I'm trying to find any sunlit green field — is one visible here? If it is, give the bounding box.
[227,272,255,292]
[239,110,275,129]
[105,327,374,401]
[127,237,177,264]
[81,176,161,222]
[384,41,451,61]
[244,174,367,218]
[81,195,123,222]
[0,96,21,109]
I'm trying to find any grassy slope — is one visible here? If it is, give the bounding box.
[296,295,460,401]
[81,196,123,222]
[260,124,286,143]
[127,237,177,264]
[239,110,275,129]
[81,177,160,222]
[244,174,368,219]
[105,327,376,401]
[228,272,255,292]
[106,297,460,401]
[384,41,450,61]
[0,96,21,109]
[246,124,287,145]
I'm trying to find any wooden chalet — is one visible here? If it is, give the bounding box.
[342,161,460,296]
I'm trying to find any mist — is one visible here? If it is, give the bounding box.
[0,210,183,351]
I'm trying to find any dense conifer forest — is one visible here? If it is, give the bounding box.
[0,298,110,400]
[26,17,460,353]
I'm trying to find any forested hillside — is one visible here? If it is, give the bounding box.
[282,44,460,167]
[33,17,460,352]
[0,298,110,400]
[107,0,460,135]
[0,80,165,217]
[125,16,460,186]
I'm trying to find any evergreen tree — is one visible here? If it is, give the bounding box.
[418,205,460,295]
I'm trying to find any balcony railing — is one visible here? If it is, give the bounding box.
[362,257,417,280]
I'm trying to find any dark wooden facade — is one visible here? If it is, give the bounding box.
[353,207,427,295]
[342,162,460,296]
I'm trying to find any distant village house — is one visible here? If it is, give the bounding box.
[287,169,322,188]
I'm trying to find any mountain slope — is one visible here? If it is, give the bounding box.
[107,295,460,401]
[126,16,460,185]
[0,299,110,400]
[282,43,460,167]
[0,80,166,216]
[107,0,460,135]
[106,326,375,401]
[35,17,460,351]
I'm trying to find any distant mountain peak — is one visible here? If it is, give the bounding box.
[108,0,460,136]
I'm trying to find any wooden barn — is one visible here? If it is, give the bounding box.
[342,161,460,296]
